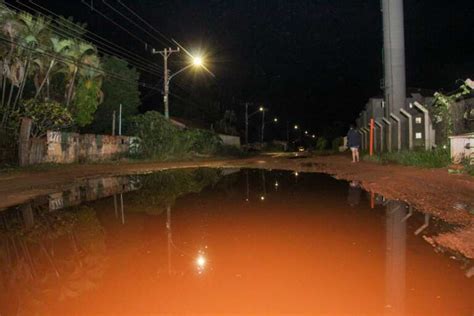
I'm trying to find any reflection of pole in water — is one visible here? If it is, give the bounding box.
[261,169,267,196]
[21,203,34,229]
[120,193,125,224]
[113,194,118,219]
[245,170,250,202]
[385,200,406,315]
[166,205,172,275]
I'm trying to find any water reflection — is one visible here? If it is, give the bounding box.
[347,180,362,206]
[0,169,472,315]
[385,200,407,315]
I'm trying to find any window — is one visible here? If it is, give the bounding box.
[415,132,422,139]
[415,117,422,124]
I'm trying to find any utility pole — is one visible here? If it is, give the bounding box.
[382,0,406,118]
[261,108,265,144]
[245,102,249,145]
[112,111,116,136]
[118,103,122,136]
[152,47,180,119]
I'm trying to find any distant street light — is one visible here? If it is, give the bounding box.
[312,134,316,139]
[294,125,299,130]
[304,131,308,135]
[273,117,278,123]
[245,104,268,145]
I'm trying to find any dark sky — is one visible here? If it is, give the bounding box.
[11,0,474,135]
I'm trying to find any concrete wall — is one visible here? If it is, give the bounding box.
[25,131,136,165]
[219,134,241,148]
[450,133,474,164]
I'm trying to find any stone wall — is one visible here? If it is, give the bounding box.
[25,131,136,165]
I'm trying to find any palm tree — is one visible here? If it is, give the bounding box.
[33,36,72,100]
[12,12,50,108]
[62,40,95,107]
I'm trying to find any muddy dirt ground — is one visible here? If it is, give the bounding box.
[1,153,473,259]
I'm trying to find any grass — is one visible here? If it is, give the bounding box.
[363,148,452,169]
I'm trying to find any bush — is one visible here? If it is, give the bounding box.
[18,99,73,137]
[331,137,343,152]
[364,148,451,168]
[315,137,328,151]
[129,111,224,160]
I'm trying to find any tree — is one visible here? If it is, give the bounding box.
[85,56,140,134]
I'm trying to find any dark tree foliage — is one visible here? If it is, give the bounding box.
[85,56,140,134]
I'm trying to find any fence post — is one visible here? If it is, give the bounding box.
[18,117,32,166]
[370,118,375,156]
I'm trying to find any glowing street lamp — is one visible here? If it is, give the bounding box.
[192,56,203,66]
[312,134,316,139]
[153,47,206,119]
[294,125,299,130]
[304,131,308,135]
[273,117,278,123]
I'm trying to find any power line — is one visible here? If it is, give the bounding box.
[80,0,151,47]
[0,36,162,92]
[22,1,165,75]
[15,1,203,105]
[116,0,174,46]
[77,0,196,96]
[102,0,170,47]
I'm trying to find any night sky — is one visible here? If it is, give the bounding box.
[9,0,474,137]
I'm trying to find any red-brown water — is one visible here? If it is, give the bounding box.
[0,169,472,315]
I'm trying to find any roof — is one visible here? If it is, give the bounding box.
[449,132,474,138]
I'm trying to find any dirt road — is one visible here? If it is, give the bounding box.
[1,153,473,258]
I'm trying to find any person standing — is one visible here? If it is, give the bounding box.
[347,125,361,163]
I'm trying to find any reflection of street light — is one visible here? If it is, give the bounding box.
[196,255,206,267]
[196,252,207,274]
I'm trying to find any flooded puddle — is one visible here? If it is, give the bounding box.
[0,169,472,315]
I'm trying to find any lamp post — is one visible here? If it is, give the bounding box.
[245,105,265,145]
[153,48,204,119]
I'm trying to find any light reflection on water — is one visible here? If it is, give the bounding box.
[0,168,472,315]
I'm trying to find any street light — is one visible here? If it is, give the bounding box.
[153,47,205,119]
[245,104,267,145]
[294,125,299,130]
[304,131,308,135]
[273,117,278,123]
[192,56,203,66]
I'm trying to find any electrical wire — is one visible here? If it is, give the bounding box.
[102,0,170,47]
[10,1,207,105]
[80,0,150,47]
[0,36,162,92]
[116,0,174,47]
[20,1,165,75]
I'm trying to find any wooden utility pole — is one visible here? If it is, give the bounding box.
[152,47,180,119]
